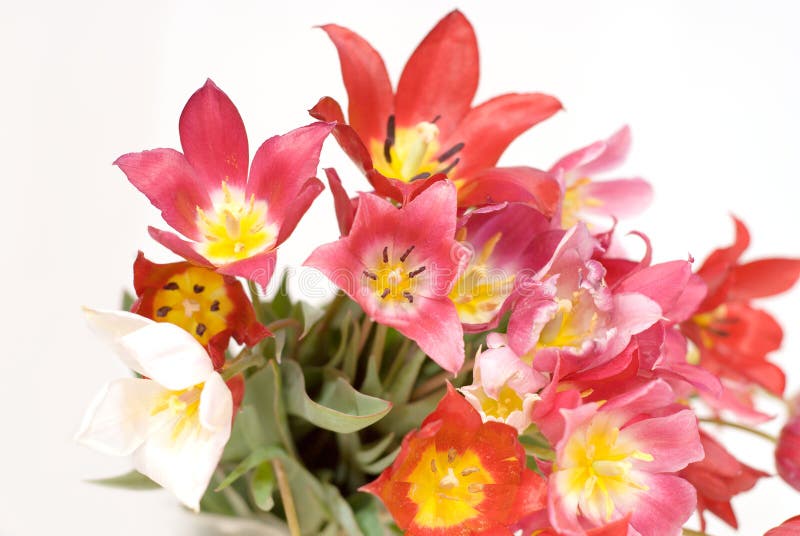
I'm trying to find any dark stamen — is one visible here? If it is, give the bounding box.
[156,306,171,317]
[380,288,391,299]
[431,114,442,123]
[193,284,205,294]
[363,270,378,280]
[402,291,414,303]
[399,245,415,262]
[408,266,426,278]
[439,157,460,176]
[162,282,179,290]
[447,448,457,463]
[210,300,220,312]
[410,172,431,182]
[383,115,396,163]
[196,323,207,336]
[438,142,465,163]
[708,328,730,338]
[382,246,389,263]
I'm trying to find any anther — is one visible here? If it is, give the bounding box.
[382,246,389,263]
[447,448,457,464]
[461,467,480,476]
[210,300,220,312]
[156,306,171,317]
[380,288,390,299]
[431,114,441,123]
[163,282,179,290]
[467,483,484,493]
[193,284,205,294]
[196,323,207,336]
[399,245,415,262]
[383,115,396,163]
[431,459,438,473]
[439,157,460,176]
[402,291,414,303]
[408,266,426,278]
[438,142,465,163]
[410,172,431,182]
[363,270,378,281]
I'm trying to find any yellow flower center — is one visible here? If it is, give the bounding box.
[406,445,494,529]
[371,116,464,182]
[475,385,526,421]
[150,383,204,442]
[363,245,426,304]
[152,266,234,344]
[195,182,278,263]
[691,304,729,349]
[449,231,515,325]
[528,290,600,361]
[557,414,652,522]
[561,177,603,229]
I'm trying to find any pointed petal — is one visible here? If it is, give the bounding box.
[216,249,277,291]
[246,122,332,229]
[579,125,632,176]
[729,258,800,300]
[449,93,563,179]
[275,177,325,245]
[120,322,214,390]
[83,308,154,375]
[76,378,166,456]
[319,25,393,144]
[325,168,356,236]
[179,79,249,190]
[115,149,209,240]
[580,178,653,218]
[310,97,373,172]
[394,297,465,374]
[395,10,478,136]
[148,227,213,267]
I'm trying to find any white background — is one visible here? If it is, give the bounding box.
[3,0,800,534]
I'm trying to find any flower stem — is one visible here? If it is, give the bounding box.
[222,346,266,380]
[266,318,302,333]
[698,417,778,443]
[369,323,389,375]
[272,459,301,536]
[683,528,716,536]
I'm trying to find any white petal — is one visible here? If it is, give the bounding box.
[75,377,166,456]
[133,404,232,511]
[83,308,154,374]
[199,373,233,432]
[120,322,214,390]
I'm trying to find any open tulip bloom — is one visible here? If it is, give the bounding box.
[76,9,800,536]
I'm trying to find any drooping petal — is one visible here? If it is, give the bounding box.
[309,97,373,172]
[324,168,356,237]
[148,227,214,267]
[216,249,278,291]
[75,378,166,456]
[115,149,209,240]
[319,25,393,145]
[448,93,562,180]
[395,10,479,136]
[246,122,332,231]
[119,322,214,390]
[577,125,632,176]
[728,258,800,301]
[179,79,249,191]
[580,178,653,218]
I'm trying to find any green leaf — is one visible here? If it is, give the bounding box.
[271,270,292,318]
[87,470,159,490]
[251,462,275,511]
[343,316,363,381]
[282,361,392,433]
[376,391,442,436]
[297,301,324,339]
[326,310,352,369]
[354,433,396,466]
[216,445,286,491]
[350,495,384,536]
[322,483,365,536]
[385,348,426,404]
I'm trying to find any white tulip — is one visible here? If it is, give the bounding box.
[76,308,233,511]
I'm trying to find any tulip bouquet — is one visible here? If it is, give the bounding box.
[76,10,800,536]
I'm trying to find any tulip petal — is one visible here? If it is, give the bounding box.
[458,166,560,216]
[320,25,393,145]
[119,322,214,390]
[325,168,356,237]
[246,122,332,232]
[449,93,562,179]
[580,178,653,218]
[115,149,209,240]
[628,474,697,536]
[310,97,373,172]
[729,258,800,301]
[199,372,234,432]
[76,377,166,456]
[395,10,478,136]
[217,250,278,291]
[148,226,214,267]
[622,410,704,473]
[578,125,632,176]
[83,308,154,375]
[179,79,249,191]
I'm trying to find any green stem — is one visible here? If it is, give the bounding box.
[213,468,252,517]
[369,323,389,376]
[272,459,301,536]
[266,318,302,333]
[682,528,716,536]
[221,347,266,380]
[698,417,778,443]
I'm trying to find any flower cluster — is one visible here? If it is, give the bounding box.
[77,10,800,536]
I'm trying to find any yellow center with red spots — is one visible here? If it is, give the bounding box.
[363,245,426,305]
[406,445,494,529]
[152,267,234,344]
